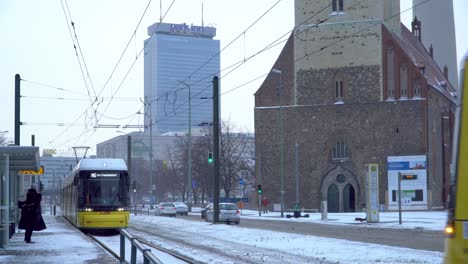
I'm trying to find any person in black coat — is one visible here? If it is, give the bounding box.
[18,188,46,243]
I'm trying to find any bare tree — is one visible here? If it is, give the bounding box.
[219,120,254,198]
[0,132,10,146]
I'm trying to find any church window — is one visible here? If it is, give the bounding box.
[387,49,395,99]
[400,64,408,98]
[414,78,422,97]
[335,80,344,101]
[332,141,350,160]
[332,0,344,12]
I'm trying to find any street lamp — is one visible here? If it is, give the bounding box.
[138,103,155,204]
[178,80,193,208]
[271,68,284,218]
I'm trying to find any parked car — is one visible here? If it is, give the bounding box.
[174,201,189,215]
[205,203,240,224]
[201,203,213,219]
[156,202,177,217]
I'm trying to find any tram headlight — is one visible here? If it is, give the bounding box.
[84,208,94,212]
[116,207,128,211]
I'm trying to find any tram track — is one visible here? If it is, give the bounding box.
[128,222,332,264]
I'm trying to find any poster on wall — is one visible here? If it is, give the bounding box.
[387,155,428,210]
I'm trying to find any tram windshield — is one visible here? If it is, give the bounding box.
[78,170,129,208]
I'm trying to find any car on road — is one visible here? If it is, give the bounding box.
[201,203,213,219]
[174,201,189,215]
[205,203,240,224]
[156,202,177,217]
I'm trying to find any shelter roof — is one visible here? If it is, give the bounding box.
[0,146,40,171]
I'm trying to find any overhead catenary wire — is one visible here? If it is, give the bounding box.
[149,0,430,131]
[44,0,426,153]
[60,0,98,124]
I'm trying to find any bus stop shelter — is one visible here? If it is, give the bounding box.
[0,146,40,248]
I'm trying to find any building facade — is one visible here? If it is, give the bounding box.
[39,154,76,204]
[254,0,456,212]
[144,22,220,135]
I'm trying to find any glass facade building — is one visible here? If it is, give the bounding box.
[144,22,220,134]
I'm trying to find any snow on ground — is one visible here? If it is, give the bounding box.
[1,209,447,264]
[126,209,446,263]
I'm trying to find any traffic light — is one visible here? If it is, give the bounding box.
[257,184,262,194]
[208,152,213,164]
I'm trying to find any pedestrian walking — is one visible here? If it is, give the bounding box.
[18,188,46,244]
[261,197,269,214]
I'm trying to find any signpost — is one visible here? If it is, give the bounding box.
[367,164,379,223]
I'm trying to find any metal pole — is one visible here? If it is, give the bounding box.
[273,70,285,218]
[295,142,299,204]
[258,193,262,217]
[148,99,154,204]
[213,77,220,224]
[398,172,402,224]
[177,80,193,208]
[188,83,192,209]
[280,72,284,218]
[127,135,132,181]
[15,74,20,145]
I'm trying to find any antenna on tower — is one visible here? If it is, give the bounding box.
[202,2,204,27]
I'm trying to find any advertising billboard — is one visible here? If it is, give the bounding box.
[387,155,427,210]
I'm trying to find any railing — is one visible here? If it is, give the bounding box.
[120,228,162,264]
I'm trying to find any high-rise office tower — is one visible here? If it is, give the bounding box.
[144,22,220,134]
[413,0,458,89]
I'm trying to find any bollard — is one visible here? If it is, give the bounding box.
[321,201,328,220]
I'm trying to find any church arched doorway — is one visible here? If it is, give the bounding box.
[327,184,339,212]
[343,183,356,212]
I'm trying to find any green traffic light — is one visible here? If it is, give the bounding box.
[208,152,213,164]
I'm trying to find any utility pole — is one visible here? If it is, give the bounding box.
[127,135,132,183]
[144,97,155,204]
[295,142,299,204]
[213,76,220,224]
[15,74,20,145]
[272,69,284,218]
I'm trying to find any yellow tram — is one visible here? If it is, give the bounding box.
[62,158,130,230]
[444,55,468,263]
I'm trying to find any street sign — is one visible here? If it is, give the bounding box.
[19,165,44,175]
[239,178,244,185]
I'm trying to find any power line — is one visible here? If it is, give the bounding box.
[98,0,153,99]
[60,0,98,124]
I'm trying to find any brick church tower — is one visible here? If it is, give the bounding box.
[254,0,456,212]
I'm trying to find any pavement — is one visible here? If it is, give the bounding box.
[0,215,119,264]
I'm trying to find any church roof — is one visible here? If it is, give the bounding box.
[390,24,457,102]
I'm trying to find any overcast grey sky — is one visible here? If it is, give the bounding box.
[1,0,466,156]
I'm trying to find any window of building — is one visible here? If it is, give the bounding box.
[332,141,350,160]
[400,65,408,98]
[336,174,346,183]
[387,49,395,99]
[413,78,422,97]
[332,0,344,12]
[335,80,344,101]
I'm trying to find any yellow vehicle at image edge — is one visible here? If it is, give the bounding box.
[444,55,468,263]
